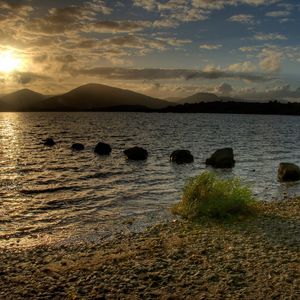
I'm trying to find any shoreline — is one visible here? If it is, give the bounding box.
[0,199,299,299]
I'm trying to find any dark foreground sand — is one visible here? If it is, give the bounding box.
[0,199,299,299]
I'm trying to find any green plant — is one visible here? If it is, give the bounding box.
[172,171,256,220]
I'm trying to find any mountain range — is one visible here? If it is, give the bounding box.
[0,84,299,115]
[0,84,171,111]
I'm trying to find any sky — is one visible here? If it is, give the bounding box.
[0,0,300,100]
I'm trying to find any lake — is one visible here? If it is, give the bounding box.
[0,112,299,248]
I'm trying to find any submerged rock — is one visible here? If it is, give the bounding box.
[44,138,55,147]
[71,143,85,151]
[170,150,194,164]
[94,142,112,155]
[206,148,235,168]
[278,163,300,182]
[124,147,148,161]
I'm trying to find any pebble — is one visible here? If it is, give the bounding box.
[0,199,299,299]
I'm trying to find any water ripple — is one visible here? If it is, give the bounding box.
[0,112,300,248]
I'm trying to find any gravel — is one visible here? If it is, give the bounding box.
[0,199,299,299]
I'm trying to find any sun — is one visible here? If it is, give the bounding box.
[0,51,22,73]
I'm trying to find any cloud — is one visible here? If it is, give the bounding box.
[13,72,52,85]
[0,0,295,99]
[227,62,257,73]
[163,38,192,46]
[157,2,209,22]
[134,0,278,26]
[103,35,165,50]
[199,44,223,50]
[71,66,275,83]
[133,0,157,11]
[259,48,282,73]
[228,14,256,24]
[153,0,281,11]
[240,0,280,5]
[215,83,233,96]
[86,20,152,33]
[87,0,112,15]
[239,46,260,52]
[266,11,290,17]
[279,18,292,23]
[238,85,300,100]
[0,0,33,15]
[238,44,300,64]
[54,55,77,64]
[192,0,280,10]
[254,33,287,40]
[33,54,48,64]
[23,1,112,35]
[277,3,295,11]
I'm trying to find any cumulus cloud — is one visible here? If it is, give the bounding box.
[215,83,233,96]
[158,2,209,22]
[134,0,278,26]
[199,44,223,50]
[86,20,152,33]
[254,32,287,40]
[0,0,296,98]
[239,46,260,52]
[163,38,192,46]
[133,0,157,11]
[227,62,257,73]
[192,0,280,10]
[135,0,280,12]
[228,14,256,24]
[259,48,283,73]
[24,4,107,35]
[238,85,300,100]
[266,11,290,17]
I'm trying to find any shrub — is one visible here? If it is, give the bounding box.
[172,171,256,220]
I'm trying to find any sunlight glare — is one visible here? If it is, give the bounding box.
[0,51,22,73]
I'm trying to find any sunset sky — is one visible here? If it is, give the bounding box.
[0,0,300,100]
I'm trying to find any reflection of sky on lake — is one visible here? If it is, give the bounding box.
[0,112,299,248]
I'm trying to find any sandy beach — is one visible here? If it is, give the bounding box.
[0,199,299,299]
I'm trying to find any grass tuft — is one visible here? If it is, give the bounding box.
[172,171,256,220]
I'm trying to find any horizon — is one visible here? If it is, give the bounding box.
[1,83,300,104]
[0,0,300,102]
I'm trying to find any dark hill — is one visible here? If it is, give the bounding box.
[0,89,47,111]
[37,84,170,111]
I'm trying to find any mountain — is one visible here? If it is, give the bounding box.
[0,89,47,111]
[178,92,246,105]
[164,96,181,102]
[36,83,170,111]
[178,92,220,104]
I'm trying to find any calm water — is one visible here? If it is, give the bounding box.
[0,112,299,248]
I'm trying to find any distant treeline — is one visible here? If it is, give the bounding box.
[103,100,300,115]
[157,101,300,116]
